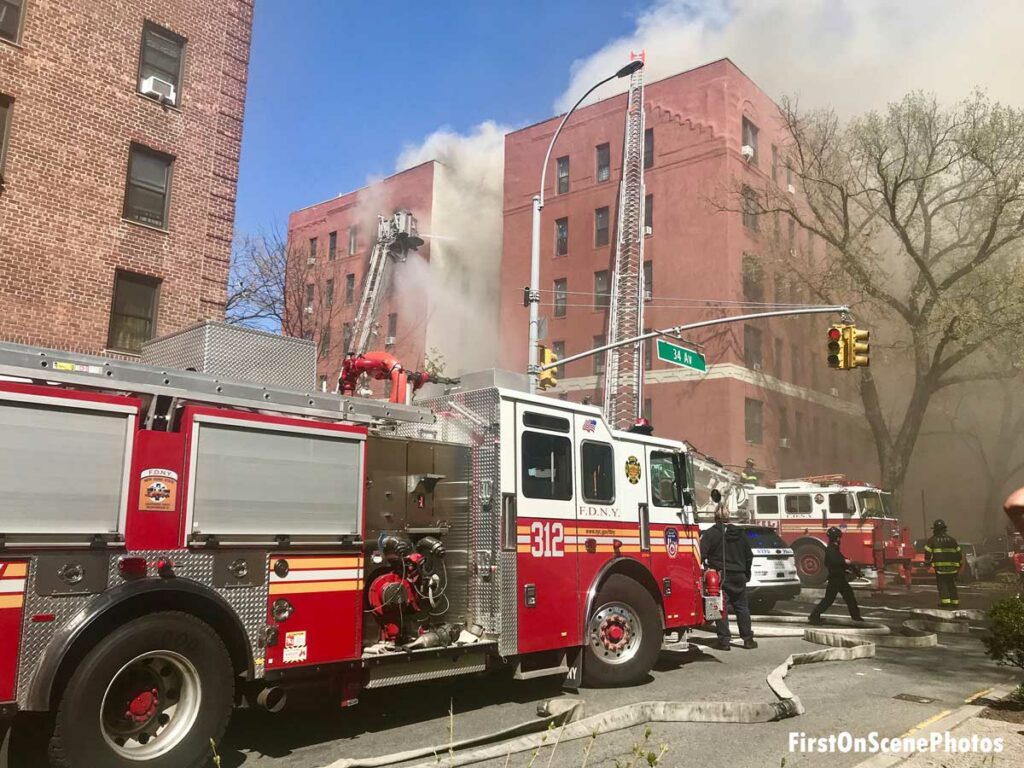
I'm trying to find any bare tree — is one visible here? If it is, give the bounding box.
[737,91,1024,506]
[226,228,341,364]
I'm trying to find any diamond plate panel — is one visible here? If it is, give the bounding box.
[141,320,317,391]
[364,648,491,689]
[16,550,270,705]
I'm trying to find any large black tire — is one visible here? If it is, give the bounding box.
[750,598,776,614]
[49,612,234,768]
[795,543,828,586]
[582,574,661,687]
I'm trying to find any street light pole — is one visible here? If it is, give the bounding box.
[527,59,644,393]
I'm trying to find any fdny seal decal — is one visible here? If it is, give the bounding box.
[138,469,178,512]
[665,527,679,558]
[625,456,641,485]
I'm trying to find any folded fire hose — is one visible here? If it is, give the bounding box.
[322,608,989,768]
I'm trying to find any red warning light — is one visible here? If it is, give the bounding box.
[828,327,842,341]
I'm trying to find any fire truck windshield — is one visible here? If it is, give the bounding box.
[650,451,681,507]
[857,490,892,518]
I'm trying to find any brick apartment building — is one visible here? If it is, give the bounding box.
[0,0,253,356]
[500,59,876,484]
[287,160,502,392]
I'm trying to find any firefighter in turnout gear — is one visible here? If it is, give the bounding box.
[808,527,864,624]
[924,519,962,608]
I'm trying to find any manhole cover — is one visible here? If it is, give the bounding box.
[893,694,937,704]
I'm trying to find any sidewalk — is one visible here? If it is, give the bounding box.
[854,685,1023,768]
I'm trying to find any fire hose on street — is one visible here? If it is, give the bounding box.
[323,609,989,768]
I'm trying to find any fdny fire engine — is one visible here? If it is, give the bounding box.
[0,329,714,768]
[744,476,914,585]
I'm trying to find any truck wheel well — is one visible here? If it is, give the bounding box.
[47,589,251,710]
[589,559,665,628]
[792,537,826,551]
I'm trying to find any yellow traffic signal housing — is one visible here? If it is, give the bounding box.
[538,345,558,389]
[827,325,847,369]
[846,326,870,368]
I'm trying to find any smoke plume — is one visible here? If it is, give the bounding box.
[557,0,1022,115]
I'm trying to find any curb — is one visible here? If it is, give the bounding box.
[849,684,1018,768]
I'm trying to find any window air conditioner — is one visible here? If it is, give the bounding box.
[741,145,755,162]
[830,387,840,397]
[752,363,762,372]
[385,335,397,346]
[644,225,653,236]
[306,256,316,265]
[787,183,796,194]
[303,306,313,315]
[779,437,790,449]
[140,76,177,106]
[644,290,652,301]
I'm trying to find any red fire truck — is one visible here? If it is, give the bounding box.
[744,476,914,586]
[0,336,714,768]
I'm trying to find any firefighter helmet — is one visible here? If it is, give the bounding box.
[932,519,947,533]
[827,526,843,541]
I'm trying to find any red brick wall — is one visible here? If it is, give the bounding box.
[499,59,876,484]
[0,0,253,354]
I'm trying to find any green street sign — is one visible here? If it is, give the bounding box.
[655,338,706,372]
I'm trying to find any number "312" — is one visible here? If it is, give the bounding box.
[530,521,564,558]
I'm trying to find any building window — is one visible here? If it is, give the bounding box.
[552,340,566,378]
[812,415,820,457]
[643,128,653,169]
[741,254,763,302]
[741,117,758,164]
[773,337,783,378]
[788,218,796,250]
[319,327,331,357]
[328,231,337,260]
[325,278,334,307]
[744,398,763,444]
[593,335,606,375]
[594,270,610,309]
[594,206,609,247]
[308,237,317,262]
[744,325,763,370]
[779,407,789,440]
[556,155,570,194]
[124,144,173,229]
[304,283,314,311]
[581,441,615,503]
[791,343,800,383]
[809,350,818,390]
[643,398,652,422]
[0,95,10,179]
[342,322,353,353]
[107,271,160,354]
[387,312,398,339]
[138,22,186,106]
[644,194,653,233]
[771,144,778,182]
[0,0,25,43]
[344,273,355,304]
[644,327,652,370]
[596,143,610,183]
[555,217,568,257]
[643,260,652,301]
[553,278,567,318]
[795,411,804,448]
[318,375,328,392]
[348,225,358,255]
[742,186,759,230]
[787,164,793,191]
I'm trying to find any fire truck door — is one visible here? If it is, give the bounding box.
[514,403,579,655]
[647,448,701,625]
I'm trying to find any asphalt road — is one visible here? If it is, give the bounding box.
[8,586,1021,768]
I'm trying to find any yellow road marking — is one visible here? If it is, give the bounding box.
[965,687,993,703]
[900,709,953,737]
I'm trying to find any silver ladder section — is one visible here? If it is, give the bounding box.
[351,212,424,356]
[0,341,435,425]
[602,65,647,429]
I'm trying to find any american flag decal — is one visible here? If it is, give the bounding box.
[582,419,597,433]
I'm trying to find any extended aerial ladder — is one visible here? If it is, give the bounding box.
[350,211,424,356]
[602,54,647,429]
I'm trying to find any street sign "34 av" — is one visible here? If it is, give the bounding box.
[655,338,706,372]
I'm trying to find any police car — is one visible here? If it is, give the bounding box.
[742,525,801,612]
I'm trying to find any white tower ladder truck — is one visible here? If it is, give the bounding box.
[350,211,424,356]
[602,58,647,429]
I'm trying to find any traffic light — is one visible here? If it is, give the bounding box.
[845,326,870,368]
[827,325,846,369]
[538,345,558,389]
